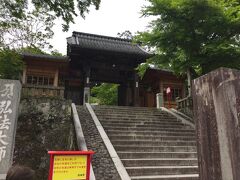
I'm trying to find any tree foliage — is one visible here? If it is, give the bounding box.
[20,46,47,55]
[0,7,55,50]
[117,30,134,40]
[91,83,118,105]
[136,0,240,77]
[0,0,101,31]
[51,50,64,56]
[0,49,23,79]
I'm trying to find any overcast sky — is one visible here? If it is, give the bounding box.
[50,0,152,54]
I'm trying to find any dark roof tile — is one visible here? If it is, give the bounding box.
[22,53,69,62]
[67,32,151,57]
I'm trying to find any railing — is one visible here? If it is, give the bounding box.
[22,84,65,99]
[176,96,193,117]
[71,103,96,180]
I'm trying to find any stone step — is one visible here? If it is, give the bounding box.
[94,107,163,111]
[93,106,163,111]
[95,111,173,116]
[99,118,178,123]
[118,152,197,159]
[96,114,176,119]
[114,145,197,152]
[96,112,174,116]
[98,118,180,123]
[95,109,163,112]
[130,174,199,180]
[106,130,196,137]
[96,114,172,118]
[101,123,188,129]
[111,140,196,146]
[122,158,198,167]
[91,105,199,179]
[94,111,169,116]
[126,166,198,176]
[104,127,195,132]
[99,120,184,126]
[109,135,196,141]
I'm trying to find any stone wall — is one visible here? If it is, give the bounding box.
[13,98,76,180]
[77,106,121,180]
[21,85,65,99]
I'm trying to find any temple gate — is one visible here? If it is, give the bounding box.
[66,32,151,106]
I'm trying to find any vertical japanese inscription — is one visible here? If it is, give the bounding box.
[0,80,21,180]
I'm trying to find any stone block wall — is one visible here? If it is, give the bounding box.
[13,98,77,180]
[21,85,65,99]
[77,106,121,180]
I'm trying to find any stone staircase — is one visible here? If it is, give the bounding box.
[92,105,199,180]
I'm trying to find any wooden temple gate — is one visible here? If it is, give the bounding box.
[66,32,151,106]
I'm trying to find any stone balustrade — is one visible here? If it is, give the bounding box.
[176,96,193,117]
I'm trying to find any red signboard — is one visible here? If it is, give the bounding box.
[48,151,94,180]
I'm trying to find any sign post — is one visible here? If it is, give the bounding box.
[48,151,94,180]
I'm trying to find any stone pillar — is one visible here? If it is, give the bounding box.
[156,93,164,108]
[83,87,90,104]
[83,66,91,104]
[192,67,240,180]
[0,80,21,180]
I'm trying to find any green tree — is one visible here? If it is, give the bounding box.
[0,8,55,50]
[91,83,118,105]
[20,46,47,55]
[117,30,134,40]
[136,0,240,79]
[51,50,64,56]
[0,0,101,31]
[0,49,23,79]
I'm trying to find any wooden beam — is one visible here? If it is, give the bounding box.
[22,66,27,84]
[54,69,59,87]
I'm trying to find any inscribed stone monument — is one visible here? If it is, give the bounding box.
[0,80,21,180]
[192,68,240,180]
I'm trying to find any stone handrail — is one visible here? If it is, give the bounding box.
[176,96,193,117]
[160,107,195,128]
[71,103,96,180]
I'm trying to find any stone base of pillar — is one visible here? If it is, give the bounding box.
[156,93,164,108]
[83,87,90,104]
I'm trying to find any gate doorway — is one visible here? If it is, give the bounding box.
[90,83,119,105]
